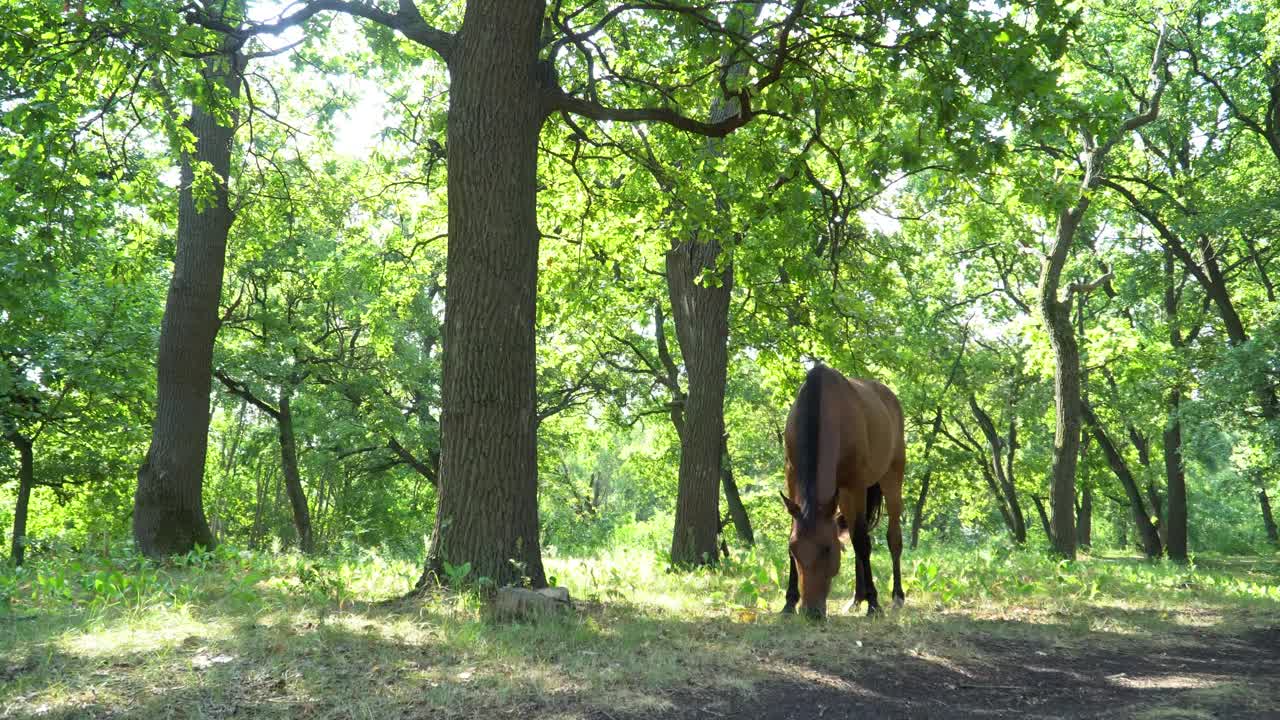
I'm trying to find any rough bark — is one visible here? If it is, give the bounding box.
[9,434,33,566]
[277,388,314,554]
[420,0,548,589]
[968,395,1026,542]
[1038,197,1086,559]
[1083,402,1163,558]
[1035,25,1168,559]
[664,6,756,567]
[134,49,242,558]
[720,434,753,547]
[666,238,732,566]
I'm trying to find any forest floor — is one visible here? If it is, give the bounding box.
[2,545,1277,719]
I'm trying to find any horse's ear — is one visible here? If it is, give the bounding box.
[779,491,802,519]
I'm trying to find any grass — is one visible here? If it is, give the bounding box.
[2,541,1277,719]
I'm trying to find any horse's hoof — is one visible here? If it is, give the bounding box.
[782,603,796,615]
[866,603,882,617]
[893,595,905,609]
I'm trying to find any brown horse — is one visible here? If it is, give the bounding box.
[780,364,906,618]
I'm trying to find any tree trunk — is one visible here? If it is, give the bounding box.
[910,408,943,550]
[1076,485,1092,549]
[1189,233,1280,434]
[1161,248,1188,562]
[250,454,267,550]
[720,435,753,547]
[9,435,33,566]
[134,50,242,558]
[420,0,548,589]
[664,9,756,567]
[1260,488,1279,544]
[1083,402,1163,558]
[1031,496,1053,543]
[277,387,314,554]
[968,395,1026,542]
[666,238,732,566]
[980,463,1018,537]
[1163,390,1188,561]
[1120,184,1280,459]
[1038,199,1087,559]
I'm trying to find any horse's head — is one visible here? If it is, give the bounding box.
[780,491,841,619]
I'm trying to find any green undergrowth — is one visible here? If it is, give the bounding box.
[2,541,1277,718]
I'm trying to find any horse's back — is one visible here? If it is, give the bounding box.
[785,366,905,461]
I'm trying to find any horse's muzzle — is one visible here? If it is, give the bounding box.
[802,606,826,621]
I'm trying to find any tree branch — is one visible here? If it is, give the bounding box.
[182,0,455,61]
[215,370,281,420]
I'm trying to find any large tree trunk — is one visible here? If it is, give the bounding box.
[420,0,548,589]
[720,435,753,547]
[277,387,314,554]
[9,435,33,566]
[1038,199,1087,559]
[134,50,241,558]
[1083,402,1163,558]
[910,408,944,550]
[968,395,1026,542]
[664,8,756,566]
[666,239,732,566]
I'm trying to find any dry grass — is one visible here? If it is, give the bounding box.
[1,544,1277,719]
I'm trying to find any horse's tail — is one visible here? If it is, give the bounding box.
[795,364,825,526]
[866,482,883,532]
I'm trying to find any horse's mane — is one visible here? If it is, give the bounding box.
[794,364,825,528]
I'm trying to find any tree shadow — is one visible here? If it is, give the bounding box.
[2,581,1277,719]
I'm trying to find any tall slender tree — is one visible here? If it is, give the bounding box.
[134,34,243,557]
[1035,21,1168,558]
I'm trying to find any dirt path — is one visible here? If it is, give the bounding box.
[598,621,1280,720]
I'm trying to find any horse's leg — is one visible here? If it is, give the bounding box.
[783,552,799,614]
[853,509,879,616]
[838,484,868,608]
[781,456,800,615]
[883,458,906,608]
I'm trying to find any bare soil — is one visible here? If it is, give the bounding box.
[594,619,1280,720]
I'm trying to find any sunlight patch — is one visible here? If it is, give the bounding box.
[60,613,231,658]
[1107,673,1223,690]
[770,663,888,699]
[908,650,977,679]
